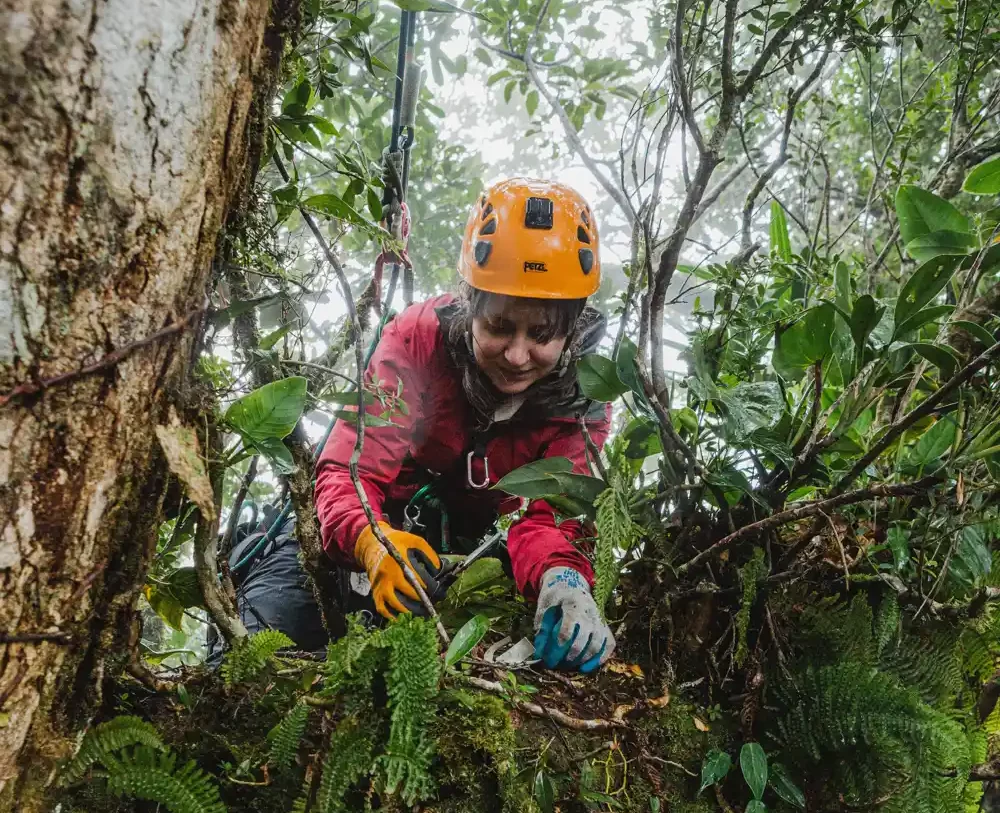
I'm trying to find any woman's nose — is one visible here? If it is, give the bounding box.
[504,336,531,367]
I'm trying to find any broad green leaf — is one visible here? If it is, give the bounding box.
[745,802,767,813]
[367,186,383,221]
[895,185,971,246]
[615,336,646,400]
[302,193,369,227]
[622,417,662,459]
[951,524,992,590]
[905,342,961,379]
[493,458,574,500]
[158,567,203,609]
[699,748,732,794]
[577,354,629,401]
[772,304,835,380]
[849,295,884,356]
[905,229,976,262]
[964,155,1000,195]
[251,437,297,475]
[887,525,910,572]
[769,201,792,261]
[894,254,962,329]
[769,763,805,809]
[225,377,307,441]
[893,304,955,339]
[143,583,185,631]
[740,742,767,800]
[953,320,996,347]
[835,262,852,313]
[444,614,489,667]
[649,799,661,813]
[544,493,596,520]
[533,770,554,813]
[260,323,292,351]
[717,381,783,441]
[526,90,539,116]
[906,416,957,468]
[546,472,607,503]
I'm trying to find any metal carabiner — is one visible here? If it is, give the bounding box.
[466,450,491,490]
[403,502,423,532]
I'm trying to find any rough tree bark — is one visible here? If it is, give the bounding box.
[0,0,296,807]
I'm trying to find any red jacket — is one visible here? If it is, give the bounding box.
[314,295,610,599]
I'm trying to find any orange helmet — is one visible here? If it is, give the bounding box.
[458,177,600,299]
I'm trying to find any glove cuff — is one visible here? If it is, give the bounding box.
[539,566,591,596]
[354,521,393,574]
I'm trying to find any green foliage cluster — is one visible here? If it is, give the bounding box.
[60,717,225,813]
[221,630,295,685]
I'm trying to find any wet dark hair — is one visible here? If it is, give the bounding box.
[459,282,587,341]
[440,282,602,422]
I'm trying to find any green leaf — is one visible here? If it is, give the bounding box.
[964,155,1000,194]
[260,323,292,351]
[367,186,383,221]
[769,763,805,809]
[445,614,489,667]
[533,770,554,813]
[835,262,852,313]
[905,229,976,262]
[622,416,662,459]
[895,185,971,246]
[301,193,369,227]
[769,201,792,261]
[850,295,885,355]
[951,524,992,589]
[772,304,835,380]
[905,342,961,378]
[251,437,297,475]
[887,525,910,572]
[906,416,957,468]
[953,320,996,347]
[745,802,767,813]
[740,742,767,800]
[225,377,307,441]
[894,254,962,330]
[894,304,955,339]
[699,748,731,794]
[157,567,202,609]
[144,585,185,631]
[545,471,607,503]
[577,354,629,401]
[526,90,539,117]
[493,457,574,500]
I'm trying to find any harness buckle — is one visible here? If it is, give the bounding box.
[466,450,491,490]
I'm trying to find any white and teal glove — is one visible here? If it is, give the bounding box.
[532,567,615,673]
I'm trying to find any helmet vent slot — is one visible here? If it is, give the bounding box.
[577,225,590,244]
[578,248,594,275]
[474,240,492,266]
[480,218,497,236]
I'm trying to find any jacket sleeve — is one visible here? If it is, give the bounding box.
[314,319,422,568]
[505,405,612,600]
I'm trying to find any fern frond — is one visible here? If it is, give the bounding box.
[103,746,226,813]
[60,715,165,785]
[268,702,310,770]
[874,589,900,657]
[315,718,376,813]
[221,630,294,685]
[771,661,970,813]
[323,614,382,696]
[593,466,641,618]
[378,614,442,805]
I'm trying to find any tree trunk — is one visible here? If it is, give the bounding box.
[0,0,294,806]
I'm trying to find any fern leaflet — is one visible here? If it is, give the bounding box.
[61,715,165,785]
[316,718,376,813]
[268,702,310,770]
[221,629,294,685]
[103,746,226,813]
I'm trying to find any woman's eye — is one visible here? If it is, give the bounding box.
[486,319,512,335]
[529,327,557,343]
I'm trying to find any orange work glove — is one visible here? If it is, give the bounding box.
[354,522,443,619]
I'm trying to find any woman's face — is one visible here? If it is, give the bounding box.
[471,295,569,395]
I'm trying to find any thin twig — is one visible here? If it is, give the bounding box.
[462,675,625,731]
[0,309,203,408]
[579,414,609,481]
[677,477,941,575]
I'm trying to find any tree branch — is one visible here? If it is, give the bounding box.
[677,477,941,575]
[462,675,625,731]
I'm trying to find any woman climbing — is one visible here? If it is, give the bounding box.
[315,177,616,673]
